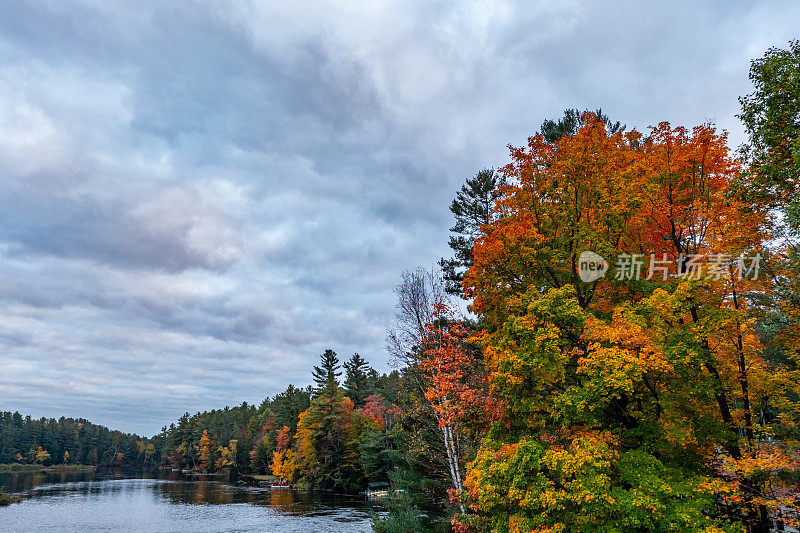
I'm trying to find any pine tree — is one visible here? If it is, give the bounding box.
[440,169,503,296]
[311,349,341,395]
[343,353,371,407]
[540,107,625,143]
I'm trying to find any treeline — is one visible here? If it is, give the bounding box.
[0,412,157,468]
[157,351,405,492]
[154,337,480,530]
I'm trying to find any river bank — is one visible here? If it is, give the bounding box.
[0,464,96,474]
[0,488,20,506]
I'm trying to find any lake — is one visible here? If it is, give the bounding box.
[0,470,377,532]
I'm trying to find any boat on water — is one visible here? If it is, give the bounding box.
[271,481,291,489]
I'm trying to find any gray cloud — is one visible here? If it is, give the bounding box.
[0,0,798,434]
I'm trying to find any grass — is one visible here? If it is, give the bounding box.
[0,488,20,506]
[239,473,279,483]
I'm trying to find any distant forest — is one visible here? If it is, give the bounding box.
[0,354,402,480]
[0,411,156,468]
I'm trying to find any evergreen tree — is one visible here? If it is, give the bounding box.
[310,386,360,491]
[439,169,504,296]
[311,349,341,395]
[540,107,625,143]
[343,353,371,407]
[0,411,159,468]
[272,384,311,435]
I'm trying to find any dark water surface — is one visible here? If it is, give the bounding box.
[0,470,376,532]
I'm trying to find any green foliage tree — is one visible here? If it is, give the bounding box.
[0,412,158,468]
[739,39,800,365]
[271,384,312,436]
[344,353,371,407]
[440,169,504,296]
[312,349,342,395]
[739,40,800,211]
[540,107,625,143]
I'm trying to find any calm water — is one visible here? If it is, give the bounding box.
[0,471,377,532]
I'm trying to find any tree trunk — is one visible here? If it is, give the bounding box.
[441,424,465,513]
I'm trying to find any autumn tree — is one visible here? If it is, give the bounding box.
[460,114,799,532]
[295,386,361,491]
[215,439,237,470]
[382,267,487,530]
[136,440,156,464]
[465,113,642,323]
[438,109,625,300]
[271,425,295,481]
[27,445,50,465]
[355,393,402,487]
[633,121,798,530]
[419,303,497,516]
[357,393,388,429]
[197,430,215,472]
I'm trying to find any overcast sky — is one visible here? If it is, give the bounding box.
[0,0,797,436]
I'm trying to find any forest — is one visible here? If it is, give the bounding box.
[0,412,156,468]
[2,41,799,533]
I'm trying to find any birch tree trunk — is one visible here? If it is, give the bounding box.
[441,423,465,513]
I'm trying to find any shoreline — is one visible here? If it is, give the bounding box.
[0,464,97,474]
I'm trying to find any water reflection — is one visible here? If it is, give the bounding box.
[2,470,88,492]
[0,472,377,533]
[270,487,295,510]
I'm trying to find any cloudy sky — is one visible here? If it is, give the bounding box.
[0,0,797,435]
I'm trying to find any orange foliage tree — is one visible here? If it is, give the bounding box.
[271,425,295,481]
[419,302,498,515]
[197,430,214,473]
[458,114,799,532]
